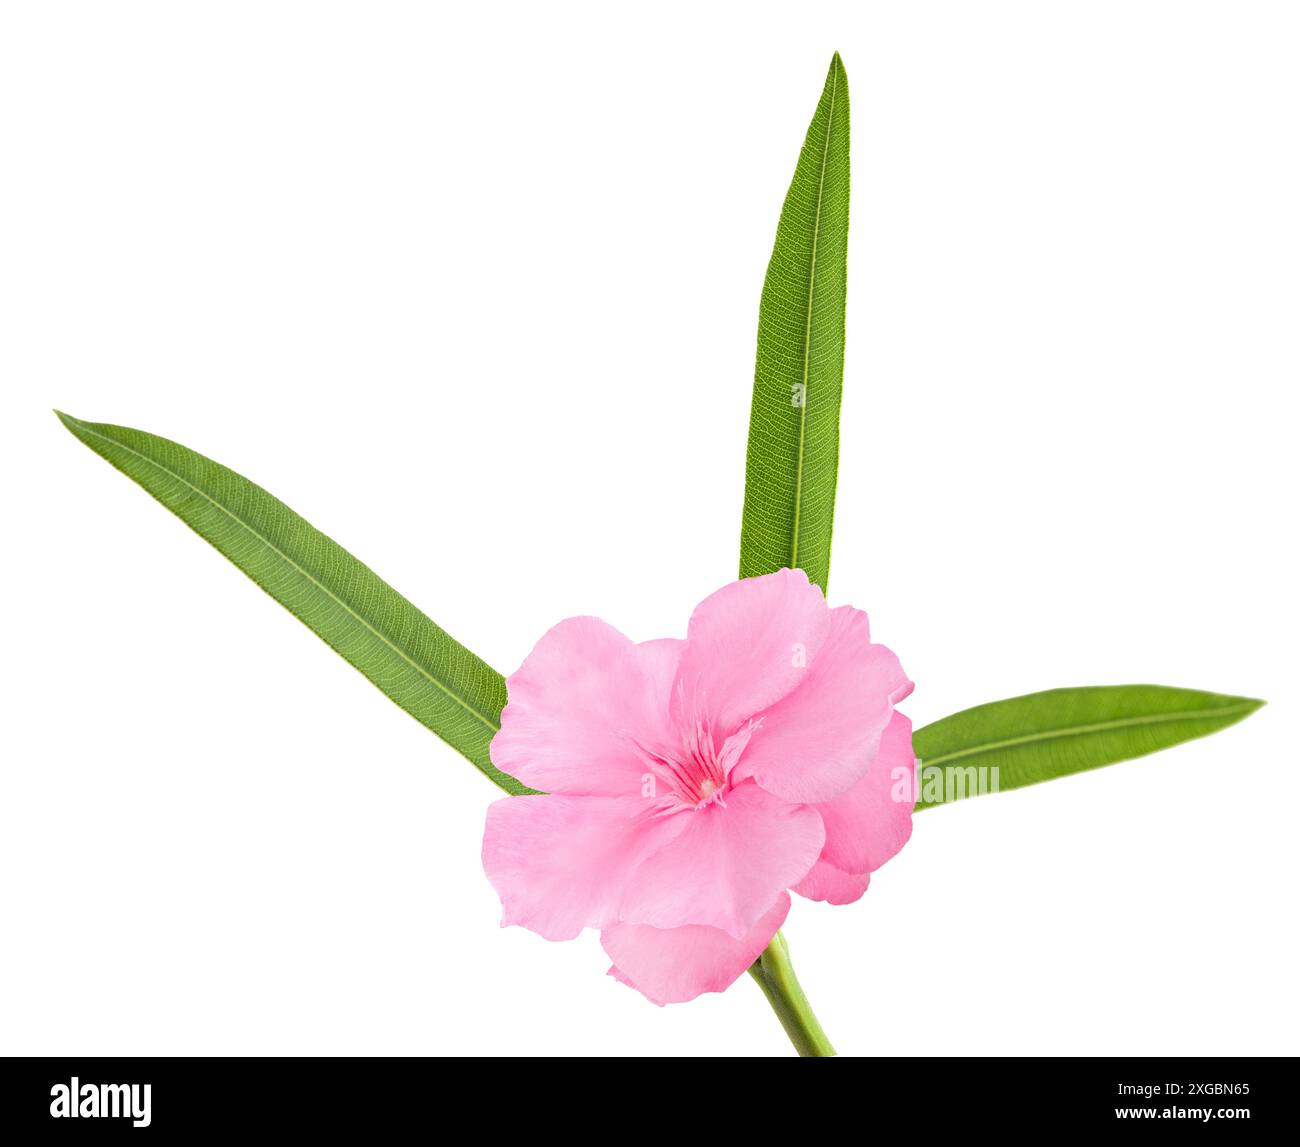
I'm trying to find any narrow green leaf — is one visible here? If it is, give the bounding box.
[740,52,850,593]
[911,685,1264,811]
[56,411,532,795]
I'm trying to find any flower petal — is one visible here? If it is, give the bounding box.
[790,861,871,906]
[482,794,689,940]
[735,606,913,803]
[636,637,685,723]
[792,712,916,906]
[673,568,831,736]
[603,893,791,1005]
[619,781,823,938]
[490,617,677,796]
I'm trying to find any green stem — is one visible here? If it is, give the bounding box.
[748,929,836,1057]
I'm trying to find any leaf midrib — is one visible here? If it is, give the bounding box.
[789,61,839,571]
[918,702,1259,768]
[67,416,501,737]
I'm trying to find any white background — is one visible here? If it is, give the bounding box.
[2,1,1297,1057]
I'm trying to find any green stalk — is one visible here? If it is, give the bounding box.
[748,929,836,1057]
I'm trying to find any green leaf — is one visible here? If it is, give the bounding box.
[740,52,850,593]
[911,685,1264,811]
[56,411,531,795]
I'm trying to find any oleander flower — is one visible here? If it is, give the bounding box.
[482,568,915,1004]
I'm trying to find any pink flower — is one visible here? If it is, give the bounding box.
[482,568,915,1005]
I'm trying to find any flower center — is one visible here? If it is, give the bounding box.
[627,696,761,810]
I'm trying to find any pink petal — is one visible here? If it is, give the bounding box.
[791,861,871,906]
[636,637,686,722]
[603,894,791,1005]
[490,617,679,797]
[673,568,831,736]
[792,713,916,906]
[618,781,824,939]
[482,794,689,941]
[734,606,913,803]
